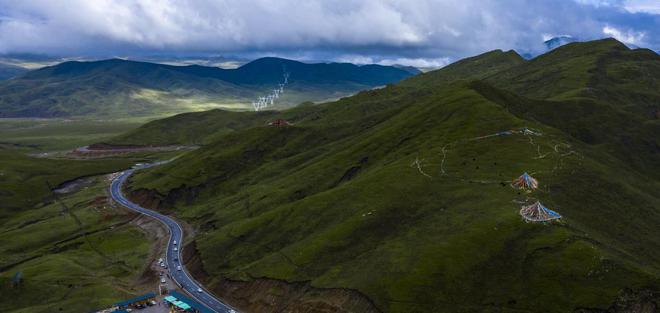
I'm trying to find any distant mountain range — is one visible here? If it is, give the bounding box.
[0,57,418,118]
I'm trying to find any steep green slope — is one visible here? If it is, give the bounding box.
[0,58,416,118]
[400,49,525,88]
[487,38,660,119]
[481,39,660,179]
[120,39,659,312]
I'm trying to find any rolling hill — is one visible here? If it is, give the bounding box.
[114,38,659,312]
[0,57,417,118]
[0,62,28,80]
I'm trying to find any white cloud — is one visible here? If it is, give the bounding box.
[602,25,646,45]
[623,0,660,14]
[337,55,450,69]
[573,0,621,7]
[0,0,656,63]
[378,57,451,68]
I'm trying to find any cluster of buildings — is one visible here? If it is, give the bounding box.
[94,291,214,313]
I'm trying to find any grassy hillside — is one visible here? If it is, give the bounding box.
[112,49,525,147]
[0,57,416,118]
[108,110,278,146]
[122,39,660,312]
[0,119,181,312]
[0,174,151,313]
[0,62,28,80]
[399,49,525,88]
[481,39,660,178]
[487,38,660,117]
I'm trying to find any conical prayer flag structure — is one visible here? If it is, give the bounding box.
[519,201,561,222]
[511,172,538,191]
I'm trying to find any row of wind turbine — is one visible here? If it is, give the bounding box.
[252,72,290,111]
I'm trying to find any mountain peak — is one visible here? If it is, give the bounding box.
[544,35,577,50]
[240,57,304,69]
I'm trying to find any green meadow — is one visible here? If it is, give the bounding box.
[0,176,151,313]
[0,118,172,312]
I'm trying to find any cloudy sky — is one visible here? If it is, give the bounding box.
[0,0,658,67]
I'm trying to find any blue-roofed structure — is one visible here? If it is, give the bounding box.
[114,292,156,308]
[166,291,215,313]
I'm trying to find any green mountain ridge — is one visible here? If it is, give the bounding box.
[0,57,417,118]
[117,38,659,312]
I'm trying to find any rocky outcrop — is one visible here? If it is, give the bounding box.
[211,278,381,313]
[575,288,658,313]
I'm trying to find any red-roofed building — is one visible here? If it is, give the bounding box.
[268,119,292,127]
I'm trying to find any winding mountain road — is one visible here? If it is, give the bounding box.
[110,164,237,313]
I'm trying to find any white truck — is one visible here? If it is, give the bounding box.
[177,266,182,271]
[173,240,177,245]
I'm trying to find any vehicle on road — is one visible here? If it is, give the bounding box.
[112,167,236,312]
[161,278,166,283]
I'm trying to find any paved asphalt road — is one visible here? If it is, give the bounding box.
[111,164,237,313]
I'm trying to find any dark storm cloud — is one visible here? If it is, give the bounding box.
[0,0,657,66]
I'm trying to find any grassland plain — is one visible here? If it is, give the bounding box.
[0,118,147,150]
[0,118,173,312]
[0,175,151,313]
[120,39,659,312]
[0,118,148,214]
